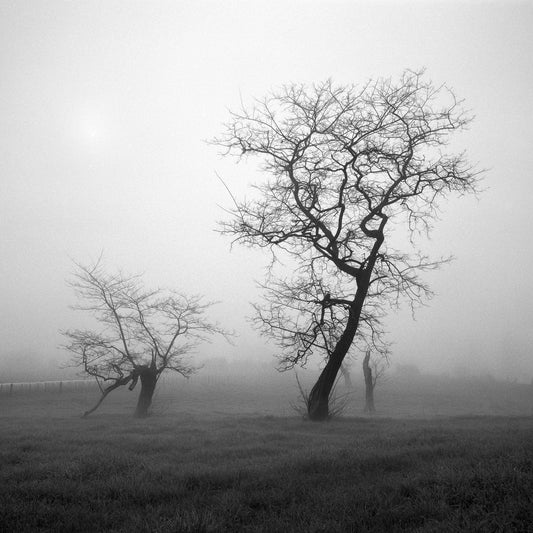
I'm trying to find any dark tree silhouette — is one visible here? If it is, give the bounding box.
[215,70,481,420]
[63,261,226,417]
[362,350,387,413]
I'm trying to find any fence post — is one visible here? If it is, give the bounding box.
[10,383,13,395]
[59,381,63,394]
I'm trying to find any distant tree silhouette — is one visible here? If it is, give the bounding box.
[63,261,227,417]
[340,363,353,389]
[362,350,387,413]
[215,70,481,420]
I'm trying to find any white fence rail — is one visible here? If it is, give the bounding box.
[0,379,98,394]
[0,369,314,396]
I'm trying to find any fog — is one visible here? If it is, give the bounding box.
[1,1,532,384]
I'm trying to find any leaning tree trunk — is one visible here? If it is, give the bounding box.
[134,368,158,418]
[363,351,375,413]
[307,235,383,421]
[308,296,364,421]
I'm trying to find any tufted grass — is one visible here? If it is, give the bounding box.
[1,399,532,532]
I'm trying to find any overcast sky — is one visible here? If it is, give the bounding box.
[1,0,532,380]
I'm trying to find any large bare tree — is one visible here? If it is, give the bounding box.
[63,262,226,417]
[214,70,481,420]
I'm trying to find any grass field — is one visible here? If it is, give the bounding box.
[1,375,532,532]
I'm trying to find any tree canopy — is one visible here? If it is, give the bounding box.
[63,261,226,416]
[215,70,481,420]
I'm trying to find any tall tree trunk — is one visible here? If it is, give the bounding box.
[134,368,158,418]
[307,288,367,421]
[363,351,375,413]
[307,234,384,421]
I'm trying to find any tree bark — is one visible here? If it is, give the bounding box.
[306,227,384,421]
[306,250,382,422]
[363,351,375,413]
[134,368,158,418]
[307,289,366,421]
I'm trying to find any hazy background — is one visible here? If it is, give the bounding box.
[1,0,532,382]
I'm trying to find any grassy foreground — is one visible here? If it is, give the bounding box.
[1,402,532,532]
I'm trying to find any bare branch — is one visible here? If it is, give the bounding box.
[214,70,482,420]
[63,260,230,416]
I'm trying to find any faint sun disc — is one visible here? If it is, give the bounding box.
[70,108,114,153]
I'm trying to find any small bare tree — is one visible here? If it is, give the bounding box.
[63,261,227,417]
[362,350,387,413]
[214,70,481,420]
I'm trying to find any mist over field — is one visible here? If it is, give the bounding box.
[2,367,532,531]
[1,1,533,531]
[1,0,533,386]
